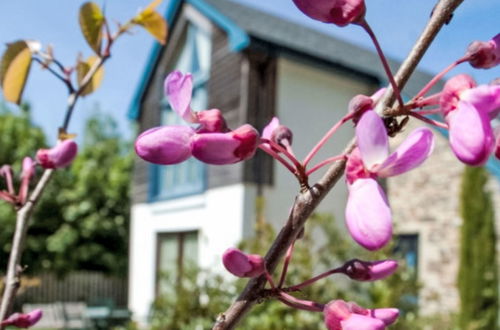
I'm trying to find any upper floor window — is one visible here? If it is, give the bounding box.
[150,23,211,201]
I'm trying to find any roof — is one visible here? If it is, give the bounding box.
[127,0,433,120]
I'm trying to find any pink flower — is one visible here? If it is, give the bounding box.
[1,309,43,328]
[345,110,434,250]
[343,259,398,281]
[36,140,78,169]
[324,300,398,330]
[222,248,265,278]
[292,0,366,27]
[466,33,500,69]
[136,71,260,165]
[440,74,500,166]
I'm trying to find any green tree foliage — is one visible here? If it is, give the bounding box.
[0,106,132,276]
[458,166,499,330]
[149,211,426,329]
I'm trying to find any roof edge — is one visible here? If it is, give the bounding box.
[127,0,249,120]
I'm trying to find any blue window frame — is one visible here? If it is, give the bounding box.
[149,23,211,201]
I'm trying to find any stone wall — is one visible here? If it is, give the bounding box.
[388,120,500,315]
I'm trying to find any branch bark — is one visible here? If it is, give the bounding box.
[212,0,464,328]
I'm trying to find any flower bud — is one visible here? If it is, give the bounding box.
[292,0,366,27]
[222,248,265,278]
[196,109,229,133]
[343,259,398,281]
[324,300,398,330]
[1,309,43,328]
[135,126,194,165]
[466,33,500,69]
[36,140,78,169]
[192,124,259,164]
[262,117,293,149]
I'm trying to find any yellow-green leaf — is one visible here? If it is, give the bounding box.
[0,41,33,104]
[79,2,105,54]
[132,0,168,44]
[76,56,104,96]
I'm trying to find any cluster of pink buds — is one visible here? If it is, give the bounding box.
[135,71,260,165]
[0,309,42,328]
[0,140,77,207]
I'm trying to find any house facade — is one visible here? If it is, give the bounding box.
[127,0,500,324]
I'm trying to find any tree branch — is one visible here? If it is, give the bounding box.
[212,0,464,328]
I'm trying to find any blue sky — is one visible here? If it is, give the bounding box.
[0,0,498,143]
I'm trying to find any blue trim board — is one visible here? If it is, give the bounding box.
[187,0,249,52]
[127,0,250,120]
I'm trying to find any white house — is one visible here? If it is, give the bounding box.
[126,0,500,324]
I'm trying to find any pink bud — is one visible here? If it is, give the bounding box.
[36,140,78,169]
[192,124,259,164]
[466,33,500,69]
[262,117,293,149]
[343,259,398,281]
[1,309,43,328]
[341,314,386,330]
[222,248,265,278]
[292,0,366,27]
[196,109,229,133]
[135,126,194,165]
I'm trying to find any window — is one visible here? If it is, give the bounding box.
[394,234,419,274]
[150,23,212,201]
[155,231,198,295]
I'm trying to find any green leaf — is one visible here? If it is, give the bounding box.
[132,0,168,44]
[79,2,105,54]
[0,41,33,104]
[76,56,104,96]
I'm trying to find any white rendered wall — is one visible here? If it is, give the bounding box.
[128,184,248,324]
[260,57,375,231]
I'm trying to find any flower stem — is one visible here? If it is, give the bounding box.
[278,240,296,288]
[414,56,468,99]
[258,145,297,175]
[409,112,448,129]
[277,292,324,312]
[358,19,404,109]
[303,113,354,167]
[285,267,343,292]
[306,155,347,176]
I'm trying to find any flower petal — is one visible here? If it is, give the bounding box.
[135,126,194,165]
[192,125,259,165]
[222,248,264,278]
[377,127,434,177]
[370,308,399,326]
[356,110,389,170]
[446,101,495,166]
[36,140,78,169]
[461,85,500,119]
[346,179,392,251]
[164,71,197,123]
[341,314,386,330]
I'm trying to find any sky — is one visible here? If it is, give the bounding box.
[0,0,499,143]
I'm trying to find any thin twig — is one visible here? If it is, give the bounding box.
[212,1,464,328]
